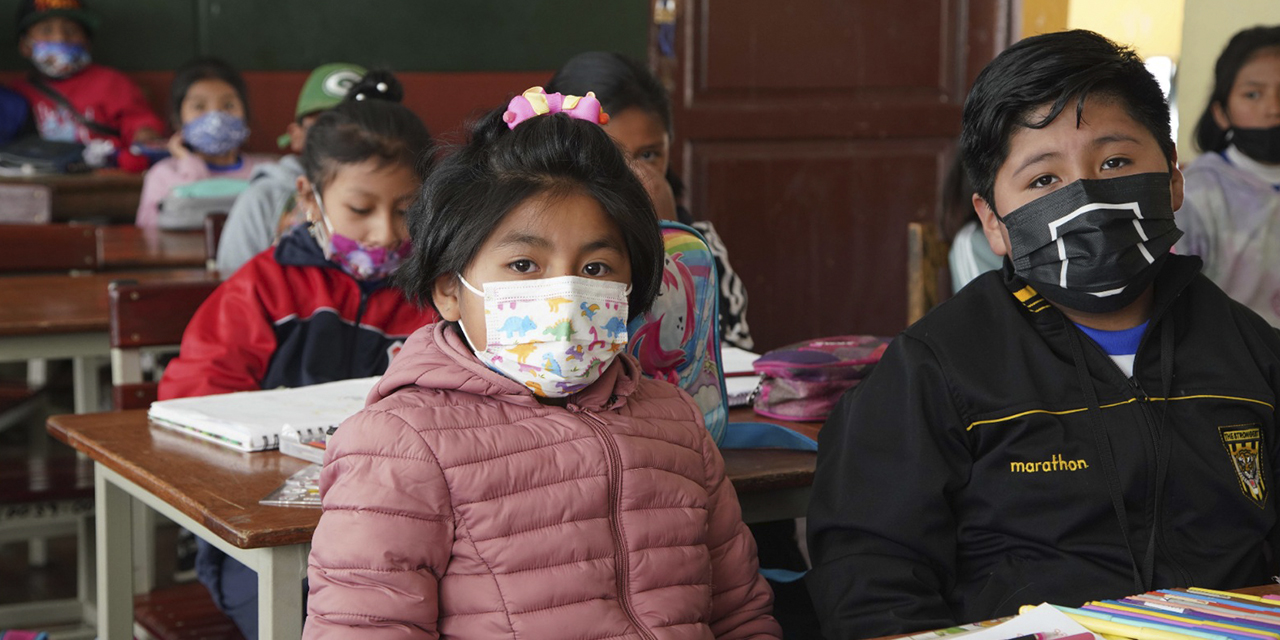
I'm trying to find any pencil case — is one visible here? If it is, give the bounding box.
[751,335,889,422]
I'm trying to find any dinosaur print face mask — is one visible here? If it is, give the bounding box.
[456,274,631,398]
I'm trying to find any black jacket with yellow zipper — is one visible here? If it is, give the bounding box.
[806,254,1280,640]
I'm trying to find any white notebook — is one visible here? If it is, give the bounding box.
[720,346,762,408]
[147,377,380,452]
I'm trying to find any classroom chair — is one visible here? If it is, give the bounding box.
[906,221,952,326]
[108,279,244,640]
[0,452,95,634]
[0,223,99,505]
[108,280,220,411]
[202,212,228,273]
[0,223,97,273]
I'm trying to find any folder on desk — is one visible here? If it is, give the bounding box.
[147,377,378,453]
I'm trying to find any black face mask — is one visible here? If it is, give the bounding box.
[1230,124,1280,164]
[998,172,1182,314]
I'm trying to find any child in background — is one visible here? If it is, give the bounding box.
[547,52,756,350]
[1176,26,1280,327]
[135,57,273,228]
[304,93,780,638]
[215,62,368,275]
[10,0,162,171]
[158,71,437,639]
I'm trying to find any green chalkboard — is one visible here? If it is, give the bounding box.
[0,0,648,71]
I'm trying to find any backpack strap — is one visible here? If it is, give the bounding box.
[28,72,122,139]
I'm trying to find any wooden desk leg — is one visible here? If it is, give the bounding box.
[96,464,134,639]
[258,544,308,640]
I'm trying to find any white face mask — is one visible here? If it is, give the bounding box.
[457,274,631,398]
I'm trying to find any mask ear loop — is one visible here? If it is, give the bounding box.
[307,184,338,257]
[454,274,486,351]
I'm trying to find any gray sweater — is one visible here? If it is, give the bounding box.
[215,155,305,275]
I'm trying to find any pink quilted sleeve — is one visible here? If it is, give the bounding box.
[698,423,784,639]
[304,407,453,639]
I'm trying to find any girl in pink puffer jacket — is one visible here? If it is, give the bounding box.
[304,91,781,639]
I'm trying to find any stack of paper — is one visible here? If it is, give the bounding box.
[721,345,762,407]
[148,377,379,453]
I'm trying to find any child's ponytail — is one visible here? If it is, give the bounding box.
[345,70,405,104]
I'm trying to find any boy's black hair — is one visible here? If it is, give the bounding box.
[396,106,664,321]
[546,51,685,201]
[1193,25,1280,153]
[301,70,433,191]
[169,57,251,129]
[960,30,1175,209]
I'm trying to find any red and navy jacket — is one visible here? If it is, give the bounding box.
[158,225,438,401]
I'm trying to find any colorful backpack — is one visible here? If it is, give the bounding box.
[627,221,728,444]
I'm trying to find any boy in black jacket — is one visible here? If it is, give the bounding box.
[807,29,1280,640]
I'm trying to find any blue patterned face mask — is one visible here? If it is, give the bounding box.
[182,111,250,156]
[31,41,91,79]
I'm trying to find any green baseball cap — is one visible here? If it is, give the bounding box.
[277,62,368,148]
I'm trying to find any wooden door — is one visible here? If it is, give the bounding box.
[657,0,1013,349]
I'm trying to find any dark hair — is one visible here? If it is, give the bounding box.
[397,107,664,321]
[169,57,250,129]
[1194,26,1280,153]
[960,30,1175,209]
[546,51,686,202]
[300,71,434,191]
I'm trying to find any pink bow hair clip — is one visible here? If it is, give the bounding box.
[503,86,610,130]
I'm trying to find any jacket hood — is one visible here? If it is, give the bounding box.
[370,321,640,413]
[250,154,304,183]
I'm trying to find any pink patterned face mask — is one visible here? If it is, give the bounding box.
[309,186,410,281]
[327,233,411,281]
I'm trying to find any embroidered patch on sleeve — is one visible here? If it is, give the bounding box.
[1220,424,1267,508]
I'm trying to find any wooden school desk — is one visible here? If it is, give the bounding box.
[0,171,145,224]
[725,406,817,523]
[0,269,216,413]
[46,408,818,639]
[95,226,206,271]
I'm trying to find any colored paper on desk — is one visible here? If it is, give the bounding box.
[907,603,1094,640]
[148,376,377,453]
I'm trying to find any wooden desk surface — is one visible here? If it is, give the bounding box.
[0,170,144,223]
[48,410,317,549]
[47,407,819,550]
[96,226,206,270]
[0,269,216,337]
